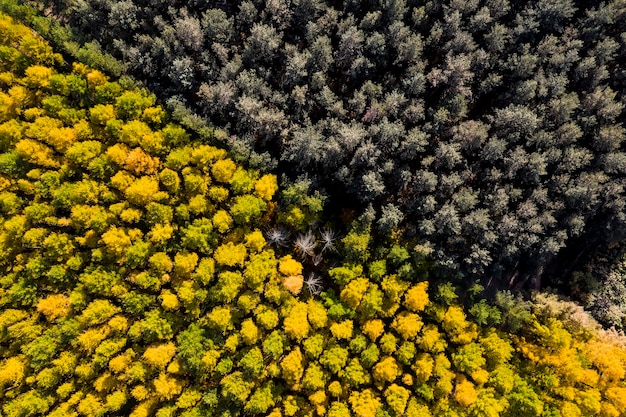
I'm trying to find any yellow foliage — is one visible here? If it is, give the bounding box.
[224,333,241,353]
[224,336,241,355]
[480,330,513,366]
[283,275,304,295]
[470,368,489,385]
[149,252,173,273]
[381,275,410,303]
[576,388,601,416]
[579,368,599,387]
[602,403,621,417]
[37,294,71,321]
[102,226,131,258]
[255,174,278,201]
[561,402,582,417]
[91,104,117,125]
[372,356,399,383]
[282,395,300,417]
[284,301,310,340]
[405,398,432,417]
[212,209,233,233]
[454,376,477,406]
[255,306,279,329]
[125,176,160,206]
[174,252,199,277]
[264,282,284,306]
[131,385,149,401]
[87,70,108,87]
[148,224,175,246]
[120,207,142,223]
[142,106,165,124]
[245,230,266,252]
[188,194,208,215]
[605,387,626,413]
[106,143,129,165]
[175,280,200,309]
[363,319,385,341]
[124,147,160,175]
[340,278,369,309]
[15,138,58,168]
[109,351,134,374]
[201,350,221,372]
[586,339,626,381]
[207,306,233,333]
[167,358,182,374]
[442,305,478,344]
[53,352,77,376]
[211,158,236,183]
[208,185,229,202]
[78,326,110,353]
[412,353,434,382]
[309,390,326,405]
[241,318,260,345]
[267,408,282,417]
[214,242,247,267]
[24,108,45,121]
[392,311,423,340]
[23,65,53,88]
[110,170,135,191]
[307,300,329,329]
[349,389,381,417]
[401,373,414,386]
[80,299,121,326]
[385,384,410,415]
[93,372,117,392]
[46,126,77,152]
[404,282,429,312]
[279,255,303,276]
[106,390,127,412]
[55,382,76,401]
[130,400,156,417]
[153,373,183,400]
[418,324,446,353]
[160,290,180,311]
[108,307,129,330]
[0,356,26,387]
[330,320,354,340]
[281,347,305,386]
[143,343,176,369]
[77,393,103,416]
[328,381,342,397]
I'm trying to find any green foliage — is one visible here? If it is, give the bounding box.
[1,11,626,417]
[37,0,626,316]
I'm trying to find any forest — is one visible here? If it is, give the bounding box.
[0,0,625,416]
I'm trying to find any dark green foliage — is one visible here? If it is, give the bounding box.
[36,0,626,304]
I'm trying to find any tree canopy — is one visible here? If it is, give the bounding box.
[0,12,626,417]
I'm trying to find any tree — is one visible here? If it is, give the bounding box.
[349,389,381,417]
[230,195,266,224]
[36,294,71,321]
[385,384,410,415]
[245,382,276,414]
[392,312,423,340]
[320,346,349,375]
[284,302,310,341]
[281,347,305,386]
[404,282,429,312]
[213,242,247,267]
[125,176,160,206]
[143,343,176,369]
[372,356,399,383]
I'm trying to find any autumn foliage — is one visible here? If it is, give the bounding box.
[1,12,626,417]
